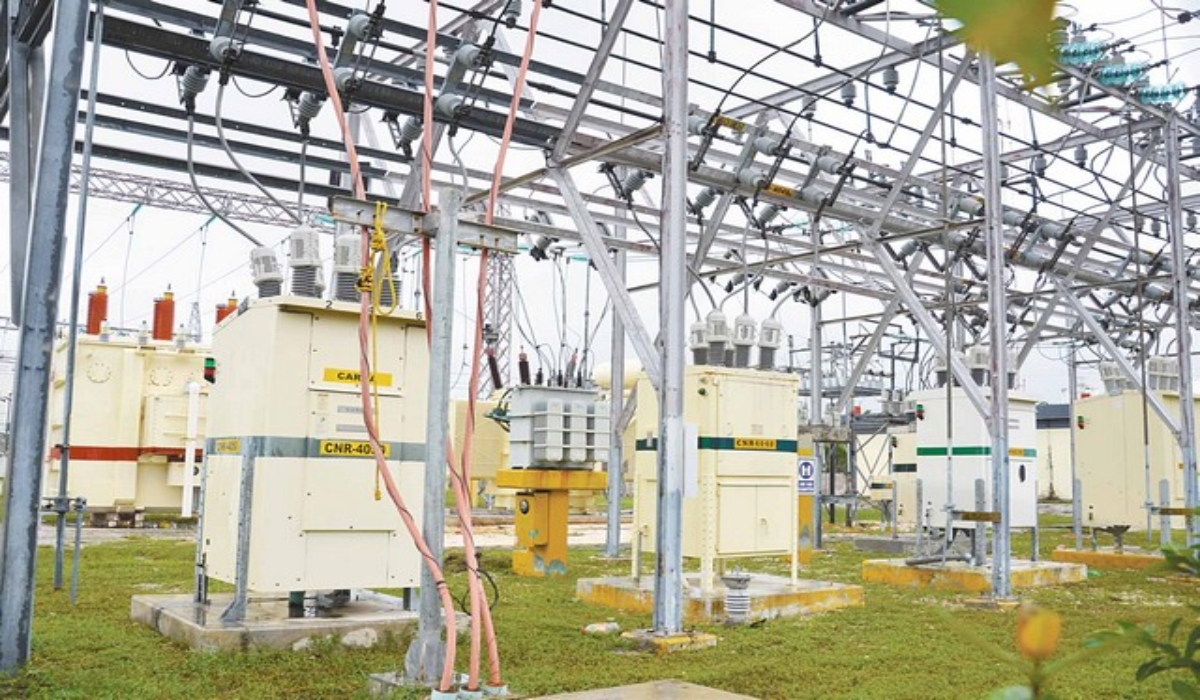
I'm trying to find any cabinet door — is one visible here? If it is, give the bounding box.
[755,486,793,552]
[717,485,758,555]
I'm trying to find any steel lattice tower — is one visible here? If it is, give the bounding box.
[478,252,514,397]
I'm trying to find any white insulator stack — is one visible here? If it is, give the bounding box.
[250,246,283,298]
[288,224,322,298]
[732,314,756,368]
[758,317,783,370]
[689,321,708,365]
[705,309,729,367]
[332,232,360,302]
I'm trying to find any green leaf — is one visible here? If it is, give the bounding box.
[1138,659,1167,682]
[936,0,1059,87]
[1186,625,1200,659]
[1171,679,1200,700]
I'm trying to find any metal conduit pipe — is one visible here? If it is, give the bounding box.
[905,553,972,566]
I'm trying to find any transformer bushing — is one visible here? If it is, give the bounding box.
[332,232,360,302]
[732,314,756,368]
[705,309,729,366]
[689,321,708,365]
[250,246,283,298]
[758,317,783,370]
[288,224,321,298]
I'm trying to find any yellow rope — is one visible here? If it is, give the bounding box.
[367,200,391,500]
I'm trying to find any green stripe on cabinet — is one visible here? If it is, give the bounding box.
[916,446,1036,458]
[635,437,799,453]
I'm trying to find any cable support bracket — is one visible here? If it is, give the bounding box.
[329,195,520,254]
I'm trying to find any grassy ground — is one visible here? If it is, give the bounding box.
[0,525,1191,699]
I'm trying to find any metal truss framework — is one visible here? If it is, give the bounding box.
[2,0,1200,669]
[0,148,317,226]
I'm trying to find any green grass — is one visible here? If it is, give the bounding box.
[0,529,1188,699]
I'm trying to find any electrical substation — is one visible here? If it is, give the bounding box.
[0,0,1198,698]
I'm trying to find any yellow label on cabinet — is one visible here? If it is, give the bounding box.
[733,437,777,451]
[212,438,242,454]
[322,368,394,387]
[318,440,390,458]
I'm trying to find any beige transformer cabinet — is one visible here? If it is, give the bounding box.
[44,333,209,512]
[632,366,799,590]
[1074,391,1193,529]
[201,296,428,592]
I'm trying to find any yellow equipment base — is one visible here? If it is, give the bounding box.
[576,573,863,623]
[496,469,607,578]
[861,559,1087,593]
[1049,547,1164,570]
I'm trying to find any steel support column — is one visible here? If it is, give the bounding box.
[6,30,30,324]
[652,0,688,637]
[1068,341,1082,550]
[0,0,90,673]
[407,187,460,684]
[980,56,1011,599]
[605,214,628,558]
[52,0,106,592]
[1165,115,1198,547]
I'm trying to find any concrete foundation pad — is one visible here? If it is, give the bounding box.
[366,672,518,698]
[576,573,864,623]
[620,630,720,654]
[132,593,425,651]
[1050,547,1165,570]
[852,535,917,555]
[861,558,1087,593]
[536,680,754,699]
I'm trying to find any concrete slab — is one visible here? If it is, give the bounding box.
[620,629,719,654]
[366,672,515,698]
[535,680,756,699]
[132,593,426,651]
[852,535,917,555]
[861,558,1087,593]
[576,573,863,623]
[1050,547,1165,570]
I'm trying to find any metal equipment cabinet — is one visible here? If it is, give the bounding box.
[910,387,1039,528]
[631,366,799,591]
[200,296,428,593]
[1074,391,1194,529]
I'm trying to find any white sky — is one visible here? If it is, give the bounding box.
[1,0,1199,408]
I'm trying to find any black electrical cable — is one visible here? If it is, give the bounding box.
[185,114,263,247]
[124,51,171,80]
[232,76,278,99]
[213,80,304,225]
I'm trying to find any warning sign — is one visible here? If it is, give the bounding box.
[212,439,242,455]
[318,440,390,458]
[797,458,817,495]
[733,437,778,451]
[322,368,394,387]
